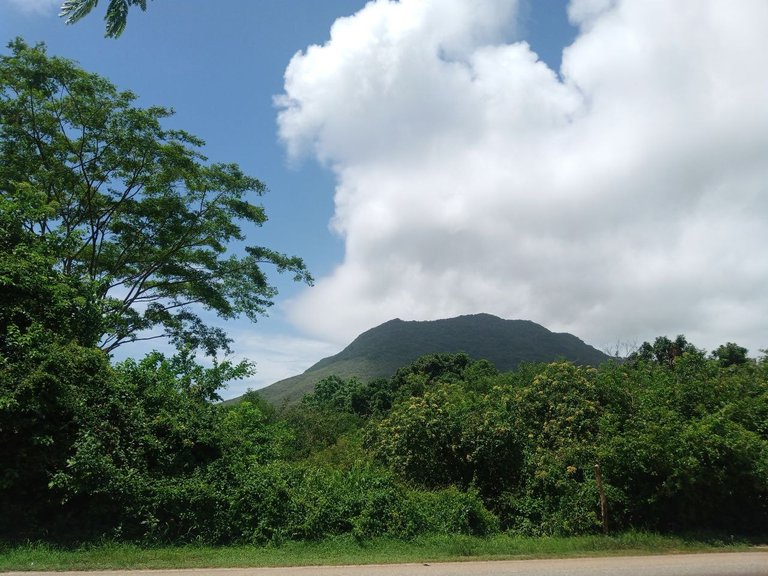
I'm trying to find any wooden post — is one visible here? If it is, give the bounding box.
[594,463,608,534]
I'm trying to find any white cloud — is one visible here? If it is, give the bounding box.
[225,331,340,398]
[2,0,60,15]
[567,0,619,29]
[277,0,768,355]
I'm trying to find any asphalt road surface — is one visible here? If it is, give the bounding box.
[3,552,767,576]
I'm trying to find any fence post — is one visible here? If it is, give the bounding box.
[594,463,608,534]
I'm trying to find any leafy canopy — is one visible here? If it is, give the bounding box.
[0,39,312,356]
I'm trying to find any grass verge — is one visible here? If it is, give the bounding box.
[0,532,760,572]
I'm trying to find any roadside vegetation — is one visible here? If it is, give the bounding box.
[2,39,767,568]
[3,331,766,546]
[0,532,758,572]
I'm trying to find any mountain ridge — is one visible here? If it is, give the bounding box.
[254,314,609,405]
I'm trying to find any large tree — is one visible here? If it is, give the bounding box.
[0,39,312,356]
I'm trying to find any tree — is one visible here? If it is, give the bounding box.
[369,383,480,488]
[599,355,768,533]
[630,335,699,368]
[0,40,311,356]
[0,335,113,539]
[712,342,749,367]
[60,0,151,38]
[0,216,101,351]
[388,352,474,399]
[303,375,370,415]
[369,380,523,497]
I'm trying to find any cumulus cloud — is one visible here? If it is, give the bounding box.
[277,0,768,354]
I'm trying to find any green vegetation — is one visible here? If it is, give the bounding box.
[3,339,766,544]
[2,40,767,562]
[60,0,151,38]
[0,533,756,572]
[0,39,310,358]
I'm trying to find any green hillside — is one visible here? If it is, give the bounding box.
[254,314,609,405]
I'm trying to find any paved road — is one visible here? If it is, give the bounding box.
[3,553,767,576]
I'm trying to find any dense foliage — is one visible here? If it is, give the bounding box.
[1,39,310,357]
[3,342,766,544]
[2,40,766,546]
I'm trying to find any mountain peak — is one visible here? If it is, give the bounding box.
[256,315,608,405]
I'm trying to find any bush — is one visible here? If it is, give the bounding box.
[409,487,499,536]
[220,463,497,543]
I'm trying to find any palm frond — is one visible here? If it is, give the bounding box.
[59,0,100,24]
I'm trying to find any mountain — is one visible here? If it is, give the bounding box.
[253,314,610,405]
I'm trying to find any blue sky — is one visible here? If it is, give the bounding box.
[0,0,370,291]
[3,1,767,398]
